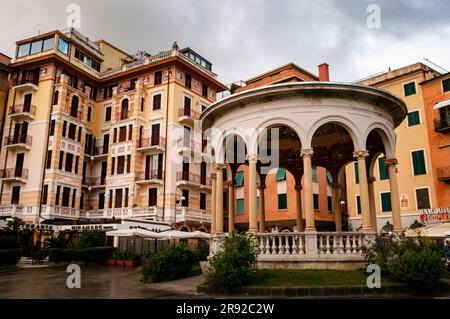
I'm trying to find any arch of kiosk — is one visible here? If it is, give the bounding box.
[200,82,407,269]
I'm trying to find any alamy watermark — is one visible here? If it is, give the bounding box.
[66,264,81,289]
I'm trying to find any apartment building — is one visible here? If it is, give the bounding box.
[0,53,11,147]
[420,72,450,209]
[0,28,227,232]
[346,63,441,231]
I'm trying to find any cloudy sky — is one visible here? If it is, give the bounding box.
[1,0,449,84]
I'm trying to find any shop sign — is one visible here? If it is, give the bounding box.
[419,207,450,224]
[19,224,53,231]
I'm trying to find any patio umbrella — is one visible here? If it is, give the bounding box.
[105,228,165,238]
[155,230,212,240]
[405,222,450,238]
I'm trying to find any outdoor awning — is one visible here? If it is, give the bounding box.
[146,230,212,240]
[405,222,450,238]
[105,228,165,238]
[433,98,450,110]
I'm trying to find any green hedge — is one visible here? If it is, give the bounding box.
[0,249,22,265]
[48,247,114,263]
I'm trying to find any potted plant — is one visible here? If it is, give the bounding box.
[116,252,125,267]
[107,251,117,266]
[123,252,136,268]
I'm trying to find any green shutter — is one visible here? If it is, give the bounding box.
[404,82,416,96]
[312,167,318,182]
[313,194,319,210]
[354,162,359,184]
[381,192,392,212]
[236,198,244,214]
[235,171,244,187]
[412,150,426,175]
[276,168,286,181]
[356,196,361,215]
[407,111,420,126]
[443,79,450,93]
[378,157,388,180]
[278,193,287,210]
[326,171,333,184]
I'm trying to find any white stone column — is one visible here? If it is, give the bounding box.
[259,184,266,232]
[247,154,258,233]
[301,149,316,232]
[332,182,342,232]
[353,150,372,232]
[368,176,378,232]
[210,171,216,234]
[386,158,402,233]
[228,183,235,233]
[215,164,224,234]
[295,184,304,232]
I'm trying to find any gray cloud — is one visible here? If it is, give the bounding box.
[1,0,449,84]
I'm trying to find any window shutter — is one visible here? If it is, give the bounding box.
[354,162,359,184]
[378,157,388,180]
[278,194,287,210]
[276,168,286,181]
[235,171,244,187]
[381,192,392,212]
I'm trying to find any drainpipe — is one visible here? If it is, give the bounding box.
[161,63,170,222]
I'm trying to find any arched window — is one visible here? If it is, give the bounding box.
[121,99,129,120]
[70,95,79,118]
[53,90,59,105]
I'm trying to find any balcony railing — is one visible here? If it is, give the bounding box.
[84,176,106,187]
[0,168,29,181]
[178,108,200,120]
[4,135,32,148]
[136,170,164,182]
[176,171,211,187]
[177,138,203,153]
[138,136,166,149]
[176,207,211,223]
[437,166,450,182]
[63,107,83,120]
[434,118,450,132]
[92,146,109,156]
[11,74,39,88]
[116,110,131,121]
[9,104,36,118]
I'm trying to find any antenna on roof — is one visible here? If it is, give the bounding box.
[423,58,448,73]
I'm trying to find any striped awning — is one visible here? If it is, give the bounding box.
[433,98,450,110]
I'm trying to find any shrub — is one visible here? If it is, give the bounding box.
[43,236,69,249]
[0,235,19,249]
[0,248,22,265]
[78,230,104,248]
[48,248,78,262]
[48,247,114,263]
[194,240,210,262]
[362,235,446,289]
[205,232,257,292]
[140,244,197,283]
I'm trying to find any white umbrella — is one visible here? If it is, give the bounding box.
[405,222,450,238]
[105,228,165,238]
[153,230,212,240]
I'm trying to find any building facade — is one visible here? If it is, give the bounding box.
[0,53,11,147]
[346,63,441,231]
[0,28,227,232]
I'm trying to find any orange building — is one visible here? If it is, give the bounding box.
[420,73,450,208]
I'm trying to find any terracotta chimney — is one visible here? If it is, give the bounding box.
[318,63,330,81]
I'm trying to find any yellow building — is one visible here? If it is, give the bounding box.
[0,28,227,231]
[346,63,441,232]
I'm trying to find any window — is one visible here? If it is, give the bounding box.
[407,110,420,126]
[113,128,117,143]
[381,192,392,212]
[59,151,64,170]
[71,189,77,208]
[65,153,73,172]
[43,37,54,51]
[17,37,54,58]
[148,188,158,206]
[354,162,359,184]
[11,186,21,204]
[46,150,52,169]
[126,154,131,173]
[111,157,115,174]
[62,121,67,137]
[276,168,286,181]
[78,127,82,142]
[181,189,189,207]
[68,123,76,140]
[443,78,450,93]
[128,124,133,140]
[403,82,416,96]
[80,192,84,210]
[57,38,69,55]
[87,106,92,122]
[53,91,59,105]
[278,193,287,210]
[235,171,244,187]
[70,96,79,117]
[153,94,161,110]
[236,198,244,214]
[356,195,361,215]
[416,188,431,210]
[98,193,105,210]
[154,71,162,85]
[140,98,145,112]
[202,83,208,98]
[411,150,426,175]
[120,99,129,120]
[119,126,127,142]
[312,167,318,183]
[378,156,388,180]
[74,156,79,174]
[124,188,129,207]
[200,193,206,210]
[62,187,71,207]
[185,74,192,89]
[105,106,112,121]
[74,48,100,71]
[327,196,333,212]
[313,194,319,210]
[117,156,125,174]
[30,40,43,55]
[41,185,48,205]
[109,190,113,208]
[17,43,31,58]
[326,171,333,184]
[50,120,55,136]
[115,189,123,208]
[55,186,61,206]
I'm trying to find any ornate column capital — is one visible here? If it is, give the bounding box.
[385,158,398,166]
[214,163,227,170]
[245,154,260,162]
[353,150,369,159]
[210,172,217,180]
[300,149,313,158]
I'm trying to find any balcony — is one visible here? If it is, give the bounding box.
[0,205,24,218]
[137,136,165,152]
[40,205,80,220]
[11,75,39,91]
[0,168,28,183]
[63,107,83,121]
[176,171,211,188]
[135,170,164,185]
[132,206,163,220]
[4,135,32,151]
[83,176,106,189]
[177,138,203,154]
[115,110,131,122]
[92,146,109,158]
[178,108,200,125]
[176,207,210,224]
[434,118,450,133]
[9,104,36,121]
[437,166,450,183]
